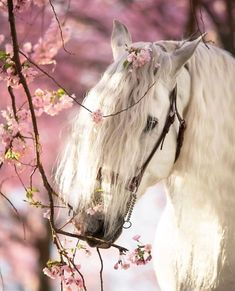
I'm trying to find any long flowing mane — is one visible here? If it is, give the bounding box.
[161,43,235,289]
[55,40,235,239]
[170,43,235,204]
[55,42,172,232]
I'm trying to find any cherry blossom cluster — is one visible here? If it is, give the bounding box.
[0,87,73,164]
[0,0,47,13]
[32,88,73,116]
[114,253,130,270]
[91,109,104,124]
[124,47,151,70]
[43,261,85,290]
[0,45,38,88]
[1,20,70,78]
[114,235,152,270]
[32,19,71,65]
[0,107,31,164]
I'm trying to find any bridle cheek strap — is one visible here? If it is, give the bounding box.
[124,85,186,227]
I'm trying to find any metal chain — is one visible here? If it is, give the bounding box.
[123,192,137,229]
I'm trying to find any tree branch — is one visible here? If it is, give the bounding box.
[97,248,104,291]
[48,0,73,55]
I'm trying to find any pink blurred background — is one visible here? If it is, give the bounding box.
[0,0,234,290]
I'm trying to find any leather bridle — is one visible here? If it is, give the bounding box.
[95,84,187,229]
[123,84,186,228]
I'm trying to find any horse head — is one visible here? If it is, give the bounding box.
[56,20,202,248]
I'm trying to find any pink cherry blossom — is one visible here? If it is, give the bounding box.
[32,19,71,65]
[43,267,56,279]
[128,243,152,266]
[0,34,5,45]
[43,209,50,219]
[21,66,38,83]
[122,262,130,270]
[33,0,47,7]
[132,234,141,241]
[91,109,103,123]
[144,243,152,252]
[14,0,31,13]
[32,88,73,116]
[23,42,32,53]
[126,47,151,69]
[5,44,13,56]
[43,265,61,279]
[113,258,130,270]
[114,262,119,270]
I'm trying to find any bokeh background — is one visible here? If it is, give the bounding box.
[0,0,234,290]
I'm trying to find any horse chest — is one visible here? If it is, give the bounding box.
[154,202,235,291]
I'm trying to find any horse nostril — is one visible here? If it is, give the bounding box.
[85,218,105,238]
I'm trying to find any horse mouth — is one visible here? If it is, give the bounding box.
[84,221,124,249]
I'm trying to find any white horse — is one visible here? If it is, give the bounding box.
[56,20,235,290]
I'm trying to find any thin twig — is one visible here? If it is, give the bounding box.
[8,86,17,119]
[52,231,87,291]
[97,248,104,291]
[72,239,80,261]
[0,190,26,240]
[103,81,156,117]
[189,0,209,49]
[19,50,156,117]
[56,228,128,253]
[29,166,38,189]
[14,165,27,191]
[57,216,76,230]
[198,5,209,49]
[19,50,92,112]
[48,0,73,55]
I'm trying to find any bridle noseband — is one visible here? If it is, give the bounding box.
[123,84,186,228]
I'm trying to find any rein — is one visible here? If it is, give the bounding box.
[123,85,186,228]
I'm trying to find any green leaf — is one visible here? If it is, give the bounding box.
[23,61,30,68]
[26,189,33,200]
[5,149,20,161]
[57,88,65,98]
[26,187,39,200]
[0,51,9,61]
[4,63,13,70]
[46,259,62,268]
[123,60,130,68]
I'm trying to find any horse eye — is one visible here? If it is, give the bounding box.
[144,116,158,132]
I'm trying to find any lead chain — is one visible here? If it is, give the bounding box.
[123,192,137,229]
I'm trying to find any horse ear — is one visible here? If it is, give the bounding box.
[170,34,205,75]
[111,20,132,61]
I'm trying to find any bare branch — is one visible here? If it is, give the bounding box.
[48,0,73,55]
[19,50,93,113]
[8,0,56,226]
[8,86,17,119]
[97,248,104,291]
[0,190,26,239]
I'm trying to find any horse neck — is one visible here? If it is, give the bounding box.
[168,45,235,222]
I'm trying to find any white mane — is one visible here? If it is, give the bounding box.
[156,43,235,290]
[56,40,235,241]
[55,42,172,234]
